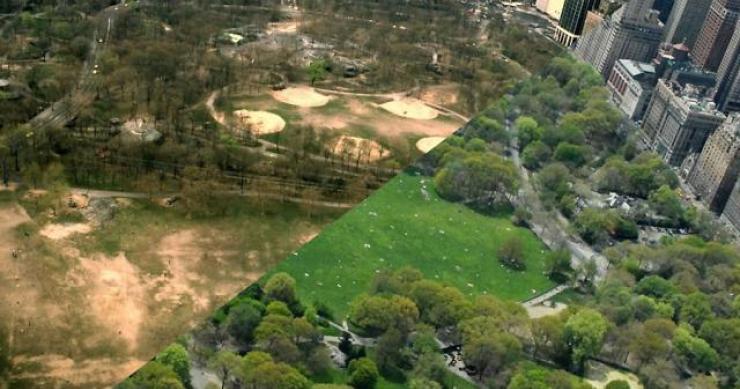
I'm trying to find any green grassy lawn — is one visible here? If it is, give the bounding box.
[268,172,555,318]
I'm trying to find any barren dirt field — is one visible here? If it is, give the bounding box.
[0,190,334,388]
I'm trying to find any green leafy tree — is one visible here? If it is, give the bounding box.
[307,59,329,85]
[497,236,526,270]
[673,326,719,372]
[545,249,572,282]
[648,185,685,224]
[463,331,521,381]
[155,344,191,389]
[118,362,184,389]
[225,302,262,345]
[348,357,379,389]
[679,292,713,330]
[699,319,740,360]
[563,309,609,372]
[264,273,299,308]
[522,141,552,170]
[553,142,588,168]
[515,116,541,148]
[207,351,240,389]
[634,276,675,299]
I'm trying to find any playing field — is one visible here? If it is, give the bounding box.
[268,172,555,318]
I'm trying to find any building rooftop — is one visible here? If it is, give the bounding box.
[662,79,726,117]
[618,59,655,77]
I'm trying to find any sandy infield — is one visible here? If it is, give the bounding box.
[267,21,298,35]
[329,135,390,162]
[380,98,439,120]
[233,110,286,135]
[416,136,447,153]
[40,223,93,240]
[272,86,331,108]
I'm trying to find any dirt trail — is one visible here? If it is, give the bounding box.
[206,91,227,126]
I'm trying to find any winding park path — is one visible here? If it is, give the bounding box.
[509,129,609,283]
[69,187,357,209]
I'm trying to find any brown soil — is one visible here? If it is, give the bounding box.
[11,355,146,387]
[416,136,447,153]
[233,109,286,135]
[67,252,147,351]
[39,223,93,240]
[379,98,439,120]
[329,135,391,162]
[272,86,331,107]
[372,113,459,138]
[418,84,460,107]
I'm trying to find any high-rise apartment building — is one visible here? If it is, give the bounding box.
[642,79,726,166]
[692,0,740,71]
[714,19,740,113]
[575,0,663,78]
[686,114,740,212]
[721,179,740,230]
[662,0,712,48]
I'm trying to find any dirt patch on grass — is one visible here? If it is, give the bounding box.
[0,182,18,191]
[379,98,439,120]
[298,113,349,130]
[296,230,320,246]
[419,84,460,107]
[347,98,371,115]
[39,223,93,240]
[586,361,643,389]
[416,136,447,153]
[266,21,298,35]
[524,302,567,319]
[329,135,390,162]
[233,109,286,135]
[66,252,146,351]
[272,86,331,107]
[11,354,146,387]
[372,114,460,138]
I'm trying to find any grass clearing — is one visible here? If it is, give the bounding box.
[268,172,555,318]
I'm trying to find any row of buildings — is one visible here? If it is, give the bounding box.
[535,0,740,231]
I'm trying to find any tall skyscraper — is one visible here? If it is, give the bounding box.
[537,0,568,19]
[555,0,601,46]
[715,19,740,113]
[687,114,740,212]
[653,0,675,22]
[575,0,663,78]
[692,0,740,71]
[662,0,712,48]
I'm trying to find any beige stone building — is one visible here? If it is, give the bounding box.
[687,114,740,212]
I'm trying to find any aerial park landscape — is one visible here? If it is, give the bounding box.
[1,0,739,389]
